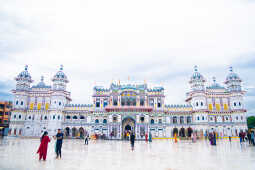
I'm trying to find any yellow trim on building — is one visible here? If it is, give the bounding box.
[216,104,220,111]
[29,103,34,110]
[208,104,213,111]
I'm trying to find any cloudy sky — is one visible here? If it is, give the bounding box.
[0,0,255,115]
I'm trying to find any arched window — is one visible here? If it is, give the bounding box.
[197,116,200,121]
[59,102,61,106]
[151,119,154,124]
[28,116,31,120]
[187,116,192,124]
[113,99,117,106]
[80,115,85,119]
[95,119,99,123]
[158,119,162,124]
[234,102,236,106]
[53,115,56,120]
[201,102,203,106]
[196,102,199,107]
[236,116,238,120]
[173,116,177,124]
[21,101,24,105]
[113,116,117,122]
[66,115,71,119]
[58,115,61,120]
[103,100,108,107]
[103,119,107,124]
[157,99,161,108]
[180,116,184,124]
[44,116,47,120]
[19,115,22,119]
[16,100,18,105]
[14,115,16,119]
[96,99,100,107]
[73,116,78,119]
[202,116,204,120]
[226,117,228,121]
[239,102,241,106]
[140,99,144,106]
[140,117,144,123]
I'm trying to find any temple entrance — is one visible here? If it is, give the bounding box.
[125,125,131,131]
[122,117,135,140]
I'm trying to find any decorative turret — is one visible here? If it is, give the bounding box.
[15,65,33,90]
[189,66,206,91]
[52,65,69,90]
[224,66,242,92]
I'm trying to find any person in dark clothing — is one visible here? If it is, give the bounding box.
[247,132,251,145]
[130,132,135,151]
[212,131,216,145]
[85,134,89,145]
[56,129,63,159]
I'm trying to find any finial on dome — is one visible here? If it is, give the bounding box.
[212,76,216,83]
[229,66,233,72]
[60,65,63,71]
[25,65,28,71]
[41,76,44,82]
[194,65,198,72]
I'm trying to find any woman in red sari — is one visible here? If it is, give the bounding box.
[37,131,51,161]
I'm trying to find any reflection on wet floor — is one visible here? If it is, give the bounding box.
[0,137,255,170]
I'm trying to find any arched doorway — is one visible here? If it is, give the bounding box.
[72,127,77,137]
[187,127,193,137]
[122,117,135,139]
[65,127,70,137]
[180,127,185,137]
[79,127,85,138]
[173,128,178,136]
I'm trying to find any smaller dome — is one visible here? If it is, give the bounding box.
[189,66,206,83]
[225,67,241,83]
[207,77,225,90]
[32,76,51,88]
[52,65,69,83]
[15,65,33,82]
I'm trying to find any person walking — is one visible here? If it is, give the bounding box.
[247,131,251,145]
[55,129,63,159]
[37,131,51,161]
[212,131,217,145]
[130,132,135,151]
[85,134,89,145]
[239,131,243,145]
[149,132,152,142]
[251,131,255,146]
[145,133,148,142]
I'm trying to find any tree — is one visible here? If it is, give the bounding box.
[247,116,255,129]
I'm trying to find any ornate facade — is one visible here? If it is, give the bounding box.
[9,65,247,139]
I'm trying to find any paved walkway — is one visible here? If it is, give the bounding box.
[0,137,255,170]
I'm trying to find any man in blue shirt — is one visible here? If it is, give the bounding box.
[56,129,63,159]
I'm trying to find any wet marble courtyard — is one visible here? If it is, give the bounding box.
[0,137,255,170]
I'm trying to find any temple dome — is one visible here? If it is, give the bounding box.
[52,65,69,83]
[189,66,206,83]
[225,67,241,83]
[15,65,33,82]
